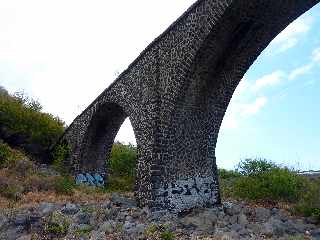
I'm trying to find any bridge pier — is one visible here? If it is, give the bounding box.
[57,0,319,212]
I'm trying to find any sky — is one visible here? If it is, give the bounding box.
[1,1,320,171]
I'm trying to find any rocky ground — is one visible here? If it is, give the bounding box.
[0,193,319,240]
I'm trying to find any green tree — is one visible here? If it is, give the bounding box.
[0,86,65,160]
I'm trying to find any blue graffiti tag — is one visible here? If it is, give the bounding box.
[93,173,105,187]
[75,173,105,187]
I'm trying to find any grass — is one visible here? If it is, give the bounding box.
[0,184,23,201]
[53,175,76,195]
[0,142,26,168]
[45,212,70,236]
[74,224,94,237]
[161,230,175,240]
[106,175,135,192]
[0,146,111,208]
[144,223,175,240]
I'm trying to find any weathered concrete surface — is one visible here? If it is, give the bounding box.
[58,0,320,212]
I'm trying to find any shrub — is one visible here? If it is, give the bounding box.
[74,225,93,237]
[106,175,135,192]
[218,168,241,179]
[51,142,70,174]
[8,158,35,178]
[0,185,23,201]
[0,142,14,167]
[108,142,136,177]
[144,223,175,240]
[161,230,175,240]
[0,86,65,160]
[106,142,136,191]
[295,178,320,221]
[236,157,278,176]
[24,175,55,192]
[45,212,70,236]
[53,175,75,195]
[218,168,241,200]
[233,167,307,202]
[0,176,23,201]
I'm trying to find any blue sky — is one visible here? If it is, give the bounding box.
[0,1,319,171]
[217,4,320,170]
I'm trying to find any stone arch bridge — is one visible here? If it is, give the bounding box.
[58,0,319,212]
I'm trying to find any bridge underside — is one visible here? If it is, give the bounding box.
[58,0,319,212]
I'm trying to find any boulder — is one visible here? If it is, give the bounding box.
[255,207,271,222]
[111,193,137,208]
[61,203,79,215]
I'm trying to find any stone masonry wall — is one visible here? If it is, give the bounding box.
[58,0,319,212]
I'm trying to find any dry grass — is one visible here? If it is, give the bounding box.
[0,165,118,211]
[0,189,113,210]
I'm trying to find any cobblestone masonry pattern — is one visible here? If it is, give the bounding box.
[58,0,319,212]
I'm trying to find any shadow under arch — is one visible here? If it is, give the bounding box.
[78,102,139,181]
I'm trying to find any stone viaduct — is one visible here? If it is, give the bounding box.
[58,0,319,212]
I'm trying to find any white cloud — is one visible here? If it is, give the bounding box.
[221,96,268,130]
[312,47,320,62]
[221,78,250,130]
[276,38,298,53]
[286,46,320,81]
[251,71,285,92]
[288,63,313,80]
[269,16,313,54]
[221,112,239,130]
[222,77,271,130]
[241,97,267,116]
[233,77,249,98]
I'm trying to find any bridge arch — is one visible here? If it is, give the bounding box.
[59,0,320,212]
[79,102,128,174]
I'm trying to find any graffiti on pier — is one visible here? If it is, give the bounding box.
[75,173,105,187]
[155,176,218,212]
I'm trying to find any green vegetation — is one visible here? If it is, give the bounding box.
[0,183,23,201]
[106,175,135,192]
[45,212,70,236]
[233,167,306,202]
[0,141,25,168]
[219,158,320,221]
[51,141,70,174]
[161,230,175,240]
[0,86,65,160]
[233,158,306,202]
[108,142,136,177]
[0,85,319,222]
[294,178,320,221]
[53,175,76,195]
[0,144,75,198]
[144,223,175,240]
[106,142,137,192]
[74,225,93,237]
[236,157,277,176]
[218,168,241,179]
